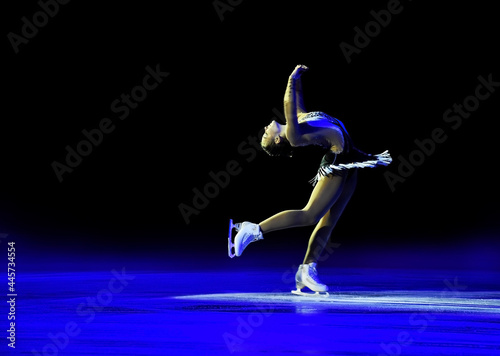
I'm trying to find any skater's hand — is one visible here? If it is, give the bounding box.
[290,64,309,80]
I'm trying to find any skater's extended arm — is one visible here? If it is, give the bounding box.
[284,65,308,146]
[284,76,299,139]
[295,76,306,114]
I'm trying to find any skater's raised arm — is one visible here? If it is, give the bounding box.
[295,75,306,114]
[283,75,298,124]
[284,65,308,146]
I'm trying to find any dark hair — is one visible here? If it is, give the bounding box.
[261,136,293,157]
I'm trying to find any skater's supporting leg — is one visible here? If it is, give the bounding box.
[259,173,346,234]
[303,169,358,264]
[303,212,336,265]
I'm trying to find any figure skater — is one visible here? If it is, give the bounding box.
[228,65,392,296]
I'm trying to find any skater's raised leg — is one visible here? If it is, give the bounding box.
[258,172,347,234]
[232,172,347,257]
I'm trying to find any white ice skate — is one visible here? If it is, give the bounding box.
[291,263,329,297]
[228,219,263,258]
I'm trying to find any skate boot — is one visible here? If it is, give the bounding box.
[228,220,263,257]
[291,262,329,297]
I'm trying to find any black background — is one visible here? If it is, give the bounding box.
[2,1,499,257]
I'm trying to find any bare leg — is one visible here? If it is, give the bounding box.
[259,172,347,234]
[303,169,358,264]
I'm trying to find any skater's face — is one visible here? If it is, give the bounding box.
[260,120,293,157]
[261,120,282,147]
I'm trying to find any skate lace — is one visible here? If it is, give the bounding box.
[249,226,262,242]
[243,226,262,246]
[308,266,322,284]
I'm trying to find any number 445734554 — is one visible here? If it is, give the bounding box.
[8,242,15,292]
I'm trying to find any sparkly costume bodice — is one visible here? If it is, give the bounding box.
[299,111,352,153]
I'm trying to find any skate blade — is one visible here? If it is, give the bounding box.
[228,219,241,258]
[291,289,329,297]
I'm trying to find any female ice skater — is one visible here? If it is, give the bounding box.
[228,65,392,296]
